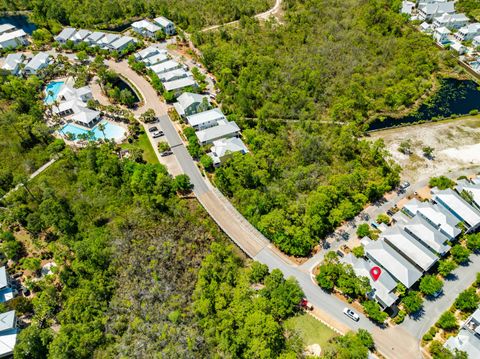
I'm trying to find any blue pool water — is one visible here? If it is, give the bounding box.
[44,81,65,104]
[60,121,126,141]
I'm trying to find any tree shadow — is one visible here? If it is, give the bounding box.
[408,308,426,321]
[444,273,458,281]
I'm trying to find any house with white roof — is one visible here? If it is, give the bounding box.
[97,33,121,49]
[173,92,210,117]
[53,84,100,128]
[418,2,455,21]
[401,216,451,256]
[0,24,16,35]
[362,238,423,288]
[135,46,165,61]
[420,22,433,33]
[162,77,197,95]
[0,29,28,50]
[196,120,241,145]
[54,27,76,44]
[131,20,161,38]
[401,1,415,16]
[143,53,169,66]
[473,36,480,48]
[157,68,190,83]
[450,42,467,54]
[208,137,249,166]
[434,26,451,44]
[343,254,398,309]
[433,13,470,30]
[85,31,106,46]
[150,60,181,75]
[24,52,52,75]
[154,16,176,35]
[455,23,480,41]
[0,267,14,303]
[456,180,480,209]
[0,311,18,357]
[71,29,91,44]
[187,108,226,130]
[381,226,438,272]
[403,198,462,239]
[1,53,25,75]
[432,188,480,232]
[109,36,136,52]
[445,307,480,357]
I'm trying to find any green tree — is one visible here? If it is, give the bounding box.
[200,154,214,171]
[376,213,390,224]
[249,261,269,283]
[13,324,53,359]
[419,275,443,297]
[454,288,479,313]
[438,259,458,277]
[398,139,412,155]
[466,233,480,252]
[362,300,387,323]
[357,329,375,350]
[450,245,471,264]
[429,176,455,190]
[422,146,434,159]
[402,291,423,314]
[436,311,458,331]
[316,262,342,291]
[352,246,365,258]
[356,223,371,238]
[158,142,171,153]
[173,174,193,194]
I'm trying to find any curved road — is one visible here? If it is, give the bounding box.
[201,0,283,32]
[108,59,428,358]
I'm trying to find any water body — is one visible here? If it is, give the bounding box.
[0,15,36,34]
[369,78,480,131]
[114,77,140,103]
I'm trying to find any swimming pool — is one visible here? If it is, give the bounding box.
[60,120,126,142]
[44,81,65,104]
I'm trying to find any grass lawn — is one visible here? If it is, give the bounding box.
[285,313,338,348]
[122,132,158,164]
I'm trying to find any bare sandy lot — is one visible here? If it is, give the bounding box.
[368,116,480,183]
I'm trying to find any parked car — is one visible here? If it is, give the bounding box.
[371,221,380,229]
[343,308,360,322]
[299,298,314,311]
[399,181,410,190]
[148,126,158,132]
[209,93,216,100]
[336,250,345,258]
[161,150,173,157]
[386,209,394,216]
[152,131,164,138]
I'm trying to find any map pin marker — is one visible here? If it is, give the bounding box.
[370,266,381,281]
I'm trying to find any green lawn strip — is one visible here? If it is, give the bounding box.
[284,312,338,348]
[122,132,158,164]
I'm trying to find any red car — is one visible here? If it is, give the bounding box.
[300,298,313,311]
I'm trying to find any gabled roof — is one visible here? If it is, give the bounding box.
[72,29,91,42]
[343,254,398,307]
[0,311,15,332]
[0,24,15,35]
[403,199,461,239]
[150,60,180,74]
[158,68,189,82]
[433,188,480,228]
[177,92,208,110]
[0,268,8,289]
[403,216,451,255]
[86,31,106,44]
[2,53,24,71]
[211,137,249,158]
[434,13,470,23]
[0,29,27,46]
[99,33,120,45]
[143,53,169,66]
[456,182,480,209]
[131,20,161,33]
[196,120,240,143]
[55,27,76,42]
[381,226,438,271]
[135,45,164,60]
[435,26,451,35]
[25,52,51,71]
[163,77,196,92]
[154,16,174,28]
[363,238,422,288]
[421,2,455,15]
[187,108,225,127]
[109,36,135,50]
[445,329,480,359]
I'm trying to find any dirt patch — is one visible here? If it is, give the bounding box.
[369,116,480,182]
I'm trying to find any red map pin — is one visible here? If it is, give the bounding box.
[370,266,382,281]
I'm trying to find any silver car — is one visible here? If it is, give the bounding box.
[343,307,360,322]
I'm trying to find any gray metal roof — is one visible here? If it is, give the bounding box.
[55,27,76,42]
[0,268,7,289]
[187,108,225,127]
[163,77,196,92]
[196,121,241,144]
[433,188,480,228]
[445,329,480,359]
[403,216,450,255]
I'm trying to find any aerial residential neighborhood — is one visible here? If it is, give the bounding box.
[0,0,480,358]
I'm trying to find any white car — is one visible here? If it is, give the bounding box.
[343,307,360,322]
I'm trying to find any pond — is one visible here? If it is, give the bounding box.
[114,77,140,104]
[368,78,480,131]
[0,15,36,34]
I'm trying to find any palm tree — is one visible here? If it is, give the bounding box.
[97,122,107,140]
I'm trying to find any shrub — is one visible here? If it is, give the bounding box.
[352,246,365,258]
[429,176,455,190]
[249,261,269,283]
[362,300,388,323]
[436,311,458,331]
[356,223,371,238]
[438,259,457,277]
[450,245,471,264]
[393,310,406,324]
[376,214,390,224]
[419,275,443,296]
[454,288,480,313]
[466,234,480,252]
[402,291,423,314]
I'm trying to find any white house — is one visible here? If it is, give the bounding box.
[420,22,433,33]
[71,29,91,43]
[131,20,161,38]
[162,77,197,94]
[401,1,415,16]
[135,45,165,61]
[455,23,480,41]
[97,33,121,49]
[473,36,480,48]
[154,16,175,35]
[434,26,451,44]
[54,27,76,44]
[450,42,467,54]
[158,68,190,83]
[432,188,480,232]
[173,92,210,117]
[109,36,136,52]
[418,2,455,21]
[208,137,249,166]
[143,53,169,66]
[0,29,28,50]
[1,53,25,75]
[0,24,16,36]
[196,120,241,145]
[0,267,14,303]
[85,31,106,46]
[187,108,225,130]
[433,13,470,30]
[0,311,18,358]
[445,308,480,358]
[24,52,52,75]
[150,60,181,75]
[53,84,100,128]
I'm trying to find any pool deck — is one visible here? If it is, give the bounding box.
[58,119,128,144]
